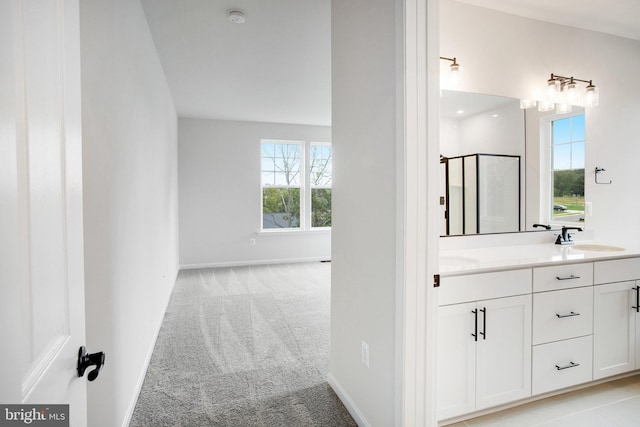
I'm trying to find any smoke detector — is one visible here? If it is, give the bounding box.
[227,9,247,24]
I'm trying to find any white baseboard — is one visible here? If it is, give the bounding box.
[327,373,371,427]
[180,256,331,270]
[121,266,179,427]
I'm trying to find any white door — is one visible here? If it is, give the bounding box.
[437,302,476,420]
[0,0,88,425]
[476,294,532,410]
[593,281,635,379]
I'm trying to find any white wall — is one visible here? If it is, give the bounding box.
[441,102,524,158]
[80,1,179,426]
[178,118,331,267]
[441,0,640,247]
[330,0,399,425]
[457,103,524,157]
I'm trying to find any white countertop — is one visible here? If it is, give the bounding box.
[440,242,640,276]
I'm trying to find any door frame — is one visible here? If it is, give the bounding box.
[399,0,440,426]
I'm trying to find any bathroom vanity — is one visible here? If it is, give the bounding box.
[438,240,640,424]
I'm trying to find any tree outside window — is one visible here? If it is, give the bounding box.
[551,114,585,222]
[261,142,302,229]
[261,140,332,230]
[310,144,332,228]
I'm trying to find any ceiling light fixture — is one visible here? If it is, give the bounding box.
[227,9,247,24]
[440,56,461,89]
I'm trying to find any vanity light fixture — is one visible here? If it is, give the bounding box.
[440,56,461,89]
[522,73,599,113]
[548,73,598,108]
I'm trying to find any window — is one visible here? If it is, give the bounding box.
[261,140,332,230]
[310,143,332,228]
[550,114,585,222]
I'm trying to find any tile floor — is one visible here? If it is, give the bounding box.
[444,374,640,427]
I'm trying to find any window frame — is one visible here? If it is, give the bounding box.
[260,140,304,231]
[260,139,332,232]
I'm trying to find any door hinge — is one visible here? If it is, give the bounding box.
[433,274,440,288]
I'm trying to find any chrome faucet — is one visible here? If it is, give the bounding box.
[555,226,583,245]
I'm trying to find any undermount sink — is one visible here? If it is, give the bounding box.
[571,244,625,252]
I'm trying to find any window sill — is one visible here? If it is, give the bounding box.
[258,228,331,236]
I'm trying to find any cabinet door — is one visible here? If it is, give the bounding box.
[593,281,635,379]
[476,294,532,410]
[437,302,476,420]
[631,280,640,369]
[636,281,640,369]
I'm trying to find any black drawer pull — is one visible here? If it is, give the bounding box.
[556,275,580,281]
[633,286,640,313]
[556,361,580,370]
[471,309,478,341]
[556,311,580,318]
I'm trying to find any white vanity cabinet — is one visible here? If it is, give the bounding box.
[437,270,532,420]
[593,258,640,379]
[531,263,594,395]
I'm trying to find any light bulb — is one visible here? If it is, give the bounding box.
[565,78,579,105]
[449,62,460,89]
[520,99,537,109]
[556,103,572,114]
[547,76,560,101]
[537,100,555,112]
[585,83,599,107]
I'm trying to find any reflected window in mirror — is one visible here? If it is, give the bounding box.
[543,112,586,225]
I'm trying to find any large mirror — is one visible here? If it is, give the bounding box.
[440,90,586,236]
[440,90,525,236]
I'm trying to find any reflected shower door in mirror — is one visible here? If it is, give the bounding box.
[440,90,525,236]
[443,154,521,235]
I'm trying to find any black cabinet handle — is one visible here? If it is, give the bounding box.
[471,309,478,341]
[633,286,640,313]
[77,346,105,381]
[556,361,580,370]
[479,307,486,340]
[556,311,580,318]
[556,275,580,281]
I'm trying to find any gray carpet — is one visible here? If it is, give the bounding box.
[130,262,356,427]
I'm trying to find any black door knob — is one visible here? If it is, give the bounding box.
[77,346,105,381]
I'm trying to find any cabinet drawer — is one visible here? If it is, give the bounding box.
[532,287,593,345]
[532,335,593,395]
[594,258,640,284]
[533,263,593,292]
[439,269,531,306]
